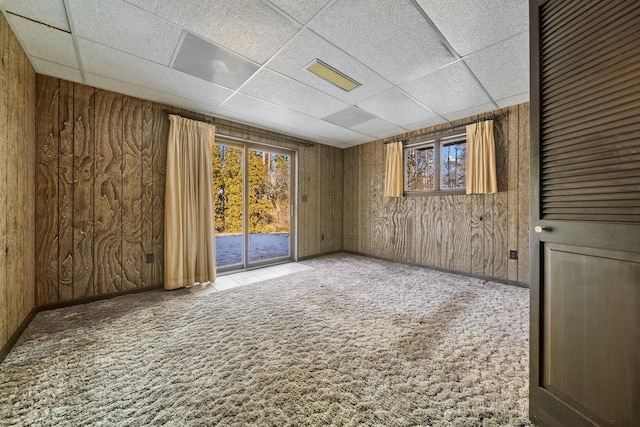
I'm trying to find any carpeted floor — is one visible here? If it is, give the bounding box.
[0,254,532,426]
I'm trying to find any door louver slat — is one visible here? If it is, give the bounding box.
[540,0,640,223]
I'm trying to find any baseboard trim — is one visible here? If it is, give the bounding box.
[0,308,36,364]
[341,250,529,289]
[36,284,164,313]
[298,250,342,261]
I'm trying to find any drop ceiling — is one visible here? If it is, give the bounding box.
[0,0,529,148]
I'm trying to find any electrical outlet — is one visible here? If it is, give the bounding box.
[509,250,518,260]
[146,253,154,263]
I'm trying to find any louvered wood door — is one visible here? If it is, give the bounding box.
[530,1,640,426]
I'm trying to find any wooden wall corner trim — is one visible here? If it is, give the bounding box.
[0,309,36,364]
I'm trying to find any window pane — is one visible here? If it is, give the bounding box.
[405,146,435,191]
[441,141,466,189]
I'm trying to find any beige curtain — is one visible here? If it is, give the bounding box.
[384,141,403,197]
[164,115,216,290]
[466,120,498,194]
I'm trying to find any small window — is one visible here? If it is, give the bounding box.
[404,134,466,194]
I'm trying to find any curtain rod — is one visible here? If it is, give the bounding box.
[383,114,501,144]
[164,110,315,147]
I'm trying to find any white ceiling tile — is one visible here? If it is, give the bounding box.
[211,110,344,147]
[416,0,528,56]
[213,108,303,137]
[148,0,300,64]
[31,57,83,84]
[357,87,438,127]
[266,0,330,23]
[267,29,392,104]
[78,38,233,109]
[403,116,446,133]
[239,69,349,119]
[349,117,399,137]
[67,0,181,65]
[7,15,78,68]
[400,61,491,116]
[0,0,70,31]
[299,119,367,143]
[309,0,455,84]
[344,136,376,146]
[85,72,219,114]
[216,93,317,130]
[443,102,496,122]
[464,32,529,102]
[324,106,377,128]
[366,127,406,140]
[121,0,159,13]
[496,92,530,109]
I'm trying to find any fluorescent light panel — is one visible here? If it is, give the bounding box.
[306,59,360,92]
[172,32,259,90]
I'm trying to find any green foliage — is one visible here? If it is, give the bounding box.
[211,146,290,235]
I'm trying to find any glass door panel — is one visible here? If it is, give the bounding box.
[212,144,244,269]
[248,149,291,264]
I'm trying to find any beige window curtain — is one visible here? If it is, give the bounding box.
[164,115,216,290]
[466,120,498,194]
[384,141,403,197]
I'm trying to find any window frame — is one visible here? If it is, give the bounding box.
[403,132,467,196]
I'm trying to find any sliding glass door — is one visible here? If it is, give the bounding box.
[212,142,293,272]
[248,149,291,264]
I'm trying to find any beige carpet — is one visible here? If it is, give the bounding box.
[0,254,532,426]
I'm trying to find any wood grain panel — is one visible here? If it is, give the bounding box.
[23,52,36,322]
[507,107,521,282]
[151,103,168,286]
[0,12,8,348]
[416,195,442,267]
[58,79,74,301]
[298,144,318,257]
[452,195,472,273]
[319,145,342,253]
[72,84,95,299]
[1,20,36,348]
[122,96,143,289]
[94,90,123,294]
[342,146,359,252]
[141,100,153,286]
[380,197,395,259]
[35,76,59,306]
[391,198,415,262]
[482,195,494,277]
[493,117,509,280]
[332,146,344,252]
[441,195,455,270]
[382,197,415,261]
[518,103,530,284]
[6,26,22,335]
[372,164,386,257]
[359,146,371,255]
[470,195,484,275]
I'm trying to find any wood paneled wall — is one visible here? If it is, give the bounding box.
[0,14,36,351]
[343,103,530,285]
[35,76,342,306]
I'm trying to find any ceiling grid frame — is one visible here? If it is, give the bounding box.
[0,0,529,147]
